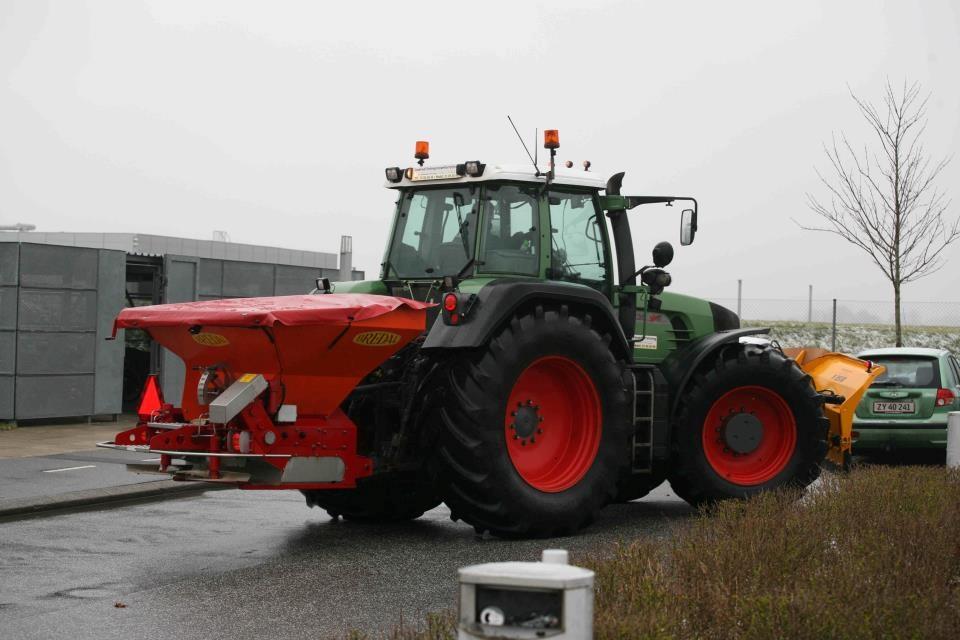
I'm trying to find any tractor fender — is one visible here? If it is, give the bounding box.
[421,279,631,359]
[659,327,770,417]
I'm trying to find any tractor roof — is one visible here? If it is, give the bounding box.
[384,163,608,190]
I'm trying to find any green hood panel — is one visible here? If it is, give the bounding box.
[631,292,727,364]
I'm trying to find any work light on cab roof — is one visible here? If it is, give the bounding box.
[543,129,560,149]
[384,139,489,185]
[414,140,429,165]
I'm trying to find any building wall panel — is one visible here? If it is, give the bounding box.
[15,375,94,419]
[17,289,98,331]
[18,243,98,289]
[222,261,274,298]
[0,376,13,420]
[0,288,17,330]
[94,249,125,414]
[275,265,319,296]
[160,255,198,405]
[17,332,96,375]
[0,243,18,285]
[198,259,223,297]
[0,331,15,375]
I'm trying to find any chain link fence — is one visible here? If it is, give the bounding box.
[708,298,960,354]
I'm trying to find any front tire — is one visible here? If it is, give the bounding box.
[669,345,827,505]
[428,305,632,538]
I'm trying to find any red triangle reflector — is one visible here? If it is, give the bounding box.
[137,375,164,421]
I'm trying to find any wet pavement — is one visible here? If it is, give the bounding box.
[0,448,169,502]
[0,483,692,639]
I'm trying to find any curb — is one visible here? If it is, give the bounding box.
[0,480,230,520]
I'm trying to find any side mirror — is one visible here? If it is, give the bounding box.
[681,208,697,246]
[652,241,674,268]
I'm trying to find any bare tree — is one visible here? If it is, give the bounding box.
[803,80,957,346]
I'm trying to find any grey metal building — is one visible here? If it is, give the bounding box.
[0,233,362,422]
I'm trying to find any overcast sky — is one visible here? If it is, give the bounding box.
[2,0,958,305]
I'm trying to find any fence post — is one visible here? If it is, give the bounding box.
[831,298,837,351]
[808,285,813,323]
[737,279,742,318]
[947,413,960,468]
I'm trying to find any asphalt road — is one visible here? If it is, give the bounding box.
[0,448,168,502]
[0,482,691,639]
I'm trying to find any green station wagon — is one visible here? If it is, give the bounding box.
[853,347,960,452]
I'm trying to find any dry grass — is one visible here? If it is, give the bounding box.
[365,466,960,639]
[591,467,960,639]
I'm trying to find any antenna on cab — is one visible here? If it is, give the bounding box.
[507,115,541,177]
[534,128,538,168]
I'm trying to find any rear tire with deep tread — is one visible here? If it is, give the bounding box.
[428,306,632,538]
[668,344,827,505]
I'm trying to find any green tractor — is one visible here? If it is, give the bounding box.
[324,133,828,536]
[103,131,850,539]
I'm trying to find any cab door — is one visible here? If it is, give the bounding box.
[545,189,612,295]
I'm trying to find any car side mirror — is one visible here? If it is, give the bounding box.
[681,208,697,246]
[652,241,674,268]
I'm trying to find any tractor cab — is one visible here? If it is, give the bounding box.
[379,134,701,359]
[382,170,611,293]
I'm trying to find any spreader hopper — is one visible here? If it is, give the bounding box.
[98,294,431,488]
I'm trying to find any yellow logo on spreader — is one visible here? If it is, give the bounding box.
[353,331,402,347]
[192,332,230,347]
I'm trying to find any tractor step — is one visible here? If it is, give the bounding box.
[626,364,670,474]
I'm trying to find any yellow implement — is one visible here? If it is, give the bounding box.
[783,348,885,468]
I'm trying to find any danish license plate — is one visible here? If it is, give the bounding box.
[873,401,915,414]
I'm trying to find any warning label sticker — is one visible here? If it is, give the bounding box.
[634,335,658,350]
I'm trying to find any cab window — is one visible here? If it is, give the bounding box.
[388,186,478,278]
[549,190,607,288]
[480,183,540,276]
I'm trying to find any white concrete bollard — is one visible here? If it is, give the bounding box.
[457,548,594,639]
[947,412,960,469]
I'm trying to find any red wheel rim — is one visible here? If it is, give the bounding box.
[702,385,797,486]
[504,356,602,493]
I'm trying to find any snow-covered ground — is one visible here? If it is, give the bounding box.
[743,320,960,354]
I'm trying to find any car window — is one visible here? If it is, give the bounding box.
[868,356,942,389]
[949,356,960,386]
